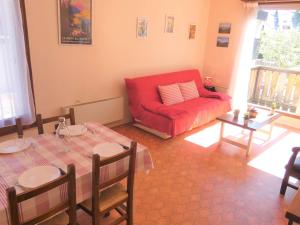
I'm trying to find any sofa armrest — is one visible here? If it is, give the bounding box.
[198,87,231,101]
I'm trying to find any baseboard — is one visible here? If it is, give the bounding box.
[275,116,300,131]
[133,123,171,139]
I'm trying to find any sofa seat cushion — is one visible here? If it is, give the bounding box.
[142,101,188,119]
[143,97,228,120]
[141,97,230,136]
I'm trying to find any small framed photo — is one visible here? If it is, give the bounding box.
[58,0,92,45]
[136,17,148,39]
[217,36,229,48]
[189,24,196,39]
[218,23,231,34]
[165,15,175,33]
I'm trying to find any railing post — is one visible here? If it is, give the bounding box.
[252,67,260,104]
[296,99,300,115]
[248,68,258,103]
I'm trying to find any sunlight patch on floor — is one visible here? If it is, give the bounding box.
[185,122,259,148]
[184,123,221,148]
[248,131,300,181]
[185,122,299,181]
[185,122,288,151]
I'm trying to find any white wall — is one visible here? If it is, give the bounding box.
[25,0,211,120]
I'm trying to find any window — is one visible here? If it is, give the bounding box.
[0,0,35,127]
[248,9,300,115]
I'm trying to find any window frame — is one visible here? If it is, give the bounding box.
[0,0,36,135]
[19,0,36,109]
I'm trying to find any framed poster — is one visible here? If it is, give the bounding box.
[189,24,196,39]
[165,15,174,33]
[58,0,92,45]
[217,36,229,48]
[218,23,231,34]
[136,17,148,39]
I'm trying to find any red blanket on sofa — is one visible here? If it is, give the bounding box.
[125,69,231,137]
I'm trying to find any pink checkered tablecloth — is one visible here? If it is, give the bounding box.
[0,122,153,225]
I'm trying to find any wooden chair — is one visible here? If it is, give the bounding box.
[280,147,300,195]
[79,141,137,225]
[6,164,77,225]
[36,108,75,134]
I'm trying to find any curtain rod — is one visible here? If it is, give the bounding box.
[259,1,300,4]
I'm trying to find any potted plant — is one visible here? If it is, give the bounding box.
[249,107,258,118]
[271,102,277,114]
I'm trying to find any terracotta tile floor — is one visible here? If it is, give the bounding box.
[78,121,300,225]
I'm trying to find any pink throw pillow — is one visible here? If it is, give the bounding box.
[178,80,200,100]
[158,84,184,106]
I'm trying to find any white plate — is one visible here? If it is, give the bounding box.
[0,139,31,154]
[18,166,61,190]
[59,125,87,136]
[92,142,124,158]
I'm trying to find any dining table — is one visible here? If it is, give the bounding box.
[0,122,154,225]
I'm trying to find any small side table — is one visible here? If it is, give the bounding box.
[204,86,216,92]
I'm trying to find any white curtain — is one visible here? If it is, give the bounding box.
[0,0,35,127]
[229,3,259,111]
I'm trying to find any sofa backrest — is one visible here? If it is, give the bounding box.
[125,69,204,117]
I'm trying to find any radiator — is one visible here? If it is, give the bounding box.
[63,97,124,125]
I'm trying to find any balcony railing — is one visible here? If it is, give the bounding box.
[248,66,300,115]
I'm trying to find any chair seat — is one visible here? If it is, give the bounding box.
[81,183,128,213]
[38,212,69,225]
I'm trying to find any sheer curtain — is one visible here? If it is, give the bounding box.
[0,0,35,127]
[229,2,259,111]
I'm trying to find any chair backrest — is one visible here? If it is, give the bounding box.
[6,164,77,225]
[0,108,75,137]
[36,108,75,134]
[0,118,26,138]
[92,141,137,212]
[15,118,24,138]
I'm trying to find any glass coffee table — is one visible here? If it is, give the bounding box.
[217,110,281,157]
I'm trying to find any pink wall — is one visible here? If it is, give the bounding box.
[202,0,246,91]
[25,0,211,118]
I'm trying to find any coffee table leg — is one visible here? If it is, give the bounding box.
[268,123,274,140]
[219,122,224,143]
[246,130,254,157]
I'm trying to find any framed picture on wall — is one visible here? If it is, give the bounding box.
[217,36,229,47]
[136,17,148,39]
[165,15,175,33]
[58,0,92,45]
[218,23,231,34]
[189,24,196,39]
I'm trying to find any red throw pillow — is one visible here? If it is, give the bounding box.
[178,80,200,100]
[158,84,184,106]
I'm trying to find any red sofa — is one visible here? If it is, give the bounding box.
[125,69,231,138]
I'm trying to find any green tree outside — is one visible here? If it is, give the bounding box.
[258,11,300,69]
